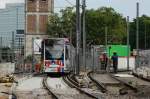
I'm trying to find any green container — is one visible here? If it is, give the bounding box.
[107,45,130,57]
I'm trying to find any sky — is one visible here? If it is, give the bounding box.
[0,0,24,8]
[0,0,150,20]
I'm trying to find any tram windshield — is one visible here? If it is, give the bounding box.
[44,39,65,60]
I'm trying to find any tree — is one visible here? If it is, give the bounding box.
[47,7,75,37]
[47,13,62,37]
[47,7,127,46]
[85,7,126,45]
[130,15,150,50]
[47,7,76,45]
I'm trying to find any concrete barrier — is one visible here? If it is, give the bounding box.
[0,62,15,76]
[118,57,135,70]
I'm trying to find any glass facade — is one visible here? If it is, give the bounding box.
[0,3,25,48]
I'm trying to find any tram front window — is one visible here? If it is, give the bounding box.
[44,39,64,60]
[45,49,64,60]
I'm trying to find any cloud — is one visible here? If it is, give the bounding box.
[0,0,24,8]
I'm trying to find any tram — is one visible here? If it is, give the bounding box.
[41,38,70,74]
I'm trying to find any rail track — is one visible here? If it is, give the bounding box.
[132,72,150,82]
[13,71,150,99]
[109,72,150,97]
[90,70,150,99]
[108,72,138,92]
[87,71,107,93]
[63,73,100,99]
[14,73,102,99]
[0,91,17,99]
[43,75,95,99]
[14,76,52,99]
[90,71,138,97]
[43,76,58,99]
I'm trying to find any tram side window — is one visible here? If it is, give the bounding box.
[60,51,64,60]
[40,41,44,60]
[65,46,69,59]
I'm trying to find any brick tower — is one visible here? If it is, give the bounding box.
[25,0,54,56]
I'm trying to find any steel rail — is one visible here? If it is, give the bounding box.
[42,76,59,99]
[1,92,17,99]
[108,72,138,92]
[87,71,107,93]
[132,72,150,82]
[68,74,80,87]
[63,74,98,99]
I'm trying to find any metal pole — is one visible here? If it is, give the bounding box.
[136,2,139,68]
[105,27,108,70]
[105,26,108,47]
[16,7,19,30]
[20,38,23,56]
[127,16,130,70]
[69,30,73,72]
[145,23,146,49]
[32,38,34,73]
[82,0,86,72]
[0,37,2,62]
[76,0,81,75]
[19,38,21,55]
[12,32,15,63]
[92,46,95,71]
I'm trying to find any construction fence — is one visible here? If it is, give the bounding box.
[0,35,25,74]
[139,49,150,67]
[78,45,106,72]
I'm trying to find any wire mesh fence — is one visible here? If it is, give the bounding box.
[78,45,106,72]
[0,36,13,63]
[0,35,24,74]
[139,49,150,67]
[133,49,150,79]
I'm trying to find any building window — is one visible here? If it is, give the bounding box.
[41,0,46,2]
[28,0,34,2]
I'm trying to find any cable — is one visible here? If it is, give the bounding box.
[64,0,75,6]
[54,0,75,11]
[55,7,66,9]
